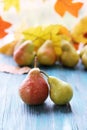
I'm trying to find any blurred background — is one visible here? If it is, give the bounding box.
[0,0,87,44]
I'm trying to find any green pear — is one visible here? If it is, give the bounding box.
[81,50,87,68]
[80,45,87,58]
[80,45,87,68]
[13,40,35,66]
[37,40,57,65]
[60,40,79,67]
[48,76,73,105]
[71,16,87,44]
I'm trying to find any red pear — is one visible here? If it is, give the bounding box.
[13,40,35,66]
[19,68,49,105]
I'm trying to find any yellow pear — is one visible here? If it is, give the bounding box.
[80,45,87,68]
[37,40,57,65]
[80,45,87,58]
[60,40,79,67]
[48,76,73,105]
[81,50,87,68]
[40,70,73,105]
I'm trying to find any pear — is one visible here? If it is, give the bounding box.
[19,68,49,105]
[13,40,35,66]
[40,71,73,105]
[81,50,87,68]
[37,40,57,65]
[80,45,87,68]
[48,76,73,105]
[60,40,79,67]
[80,45,87,58]
[71,16,87,44]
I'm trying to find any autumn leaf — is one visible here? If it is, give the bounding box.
[23,26,44,51]
[72,42,79,50]
[23,26,43,40]
[0,16,12,38]
[0,63,31,74]
[0,41,17,56]
[54,0,83,17]
[3,0,20,11]
[71,16,87,44]
[22,24,71,54]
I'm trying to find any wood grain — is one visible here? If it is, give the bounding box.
[0,54,87,130]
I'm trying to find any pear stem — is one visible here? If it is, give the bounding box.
[40,70,49,78]
[34,55,38,68]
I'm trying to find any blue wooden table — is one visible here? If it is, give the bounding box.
[0,54,87,130]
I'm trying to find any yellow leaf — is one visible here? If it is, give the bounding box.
[42,25,54,35]
[71,16,87,44]
[41,32,51,41]
[42,25,59,36]
[3,0,20,11]
[33,38,44,52]
[22,25,71,54]
[51,35,62,56]
[54,47,62,56]
[50,25,60,34]
[34,26,43,37]
[0,41,17,56]
[23,31,36,40]
[23,26,42,40]
[23,26,44,51]
[52,34,62,44]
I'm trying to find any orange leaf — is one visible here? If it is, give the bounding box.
[0,16,12,38]
[54,0,83,17]
[72,40,80,50]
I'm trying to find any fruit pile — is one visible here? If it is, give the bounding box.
[19,67,73,105]
[12,24,73,68]
[0,16,87,68]
[1,16,87,106]
[13,39,80,67]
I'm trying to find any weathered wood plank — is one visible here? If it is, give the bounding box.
[0,54,87,130]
